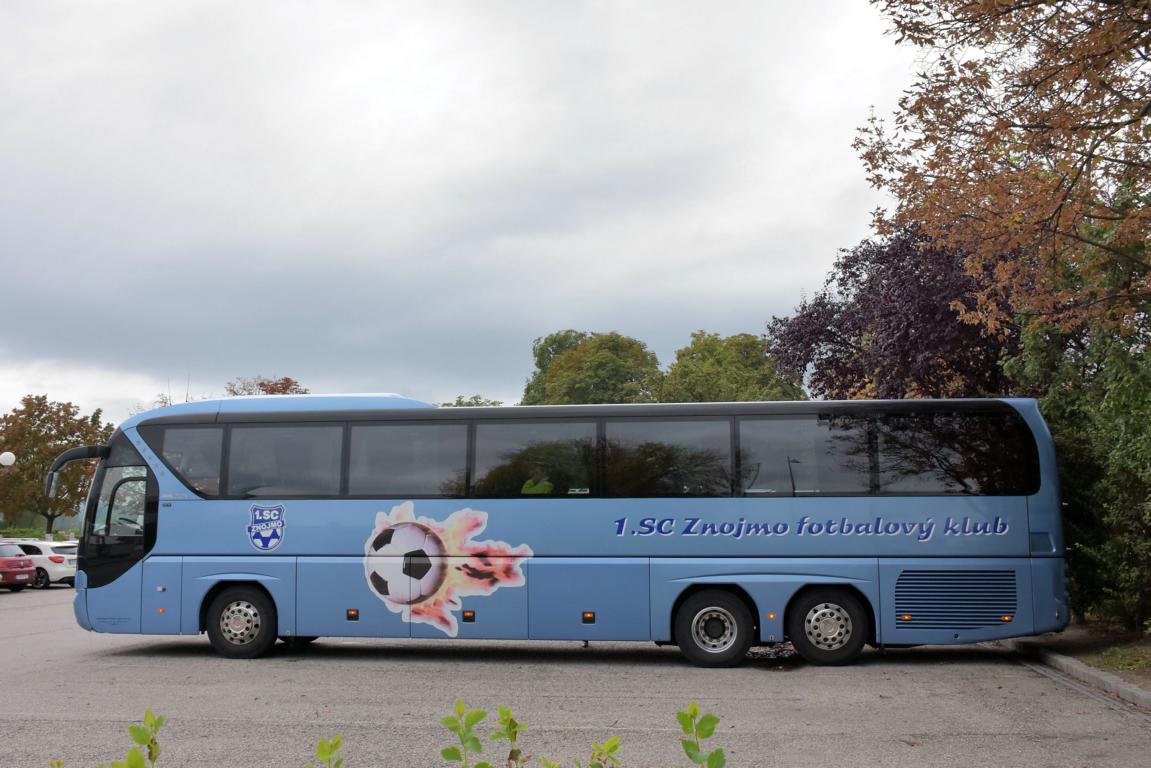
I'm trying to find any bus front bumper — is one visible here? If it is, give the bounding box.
[73,570,92,631]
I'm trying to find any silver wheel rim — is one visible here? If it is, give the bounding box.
[219,600,262,646]
[691,606,737,653]
[803,602,852,651]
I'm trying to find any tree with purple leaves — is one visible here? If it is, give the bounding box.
[766,226,1018,400]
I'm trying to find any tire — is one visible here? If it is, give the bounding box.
[206,586,278,659]
[787,588,868,666]
[674,590,755,668]
[7,585,26,592]
[34,569,50,590]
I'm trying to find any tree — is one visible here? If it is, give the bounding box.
[856,1,1151,630]
[766,226,1018,399]
[224,376,310,396]
[127,392,173,416]
[533,332,663,405]
[521,331,591,405]
[1086,344,1151,628]
[662,332,805,403]
[441,395,504,407]
[858,1,1151,332]
[0,395,113,533]
[1004,317,1151,628]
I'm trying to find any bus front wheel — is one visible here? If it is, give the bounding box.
[206,587,278,659]
[786,589,868,666]
[674,590,754,667]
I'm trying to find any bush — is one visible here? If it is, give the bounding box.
[1,528,77,542]
[1012,324,1151,631]
[1,527,47,539]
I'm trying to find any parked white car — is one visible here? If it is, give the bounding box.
[10,540,77,589]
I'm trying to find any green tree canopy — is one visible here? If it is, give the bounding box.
[662,332,805,403]
[441,395,504,407]
[0,395,113,533]
[1007,320,1151,629]
[533,332,663,405]
[521,330,591,405]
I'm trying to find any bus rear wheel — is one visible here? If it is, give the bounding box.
[787,588,867,666]
[675,590,754,667]
[206,587,278,659]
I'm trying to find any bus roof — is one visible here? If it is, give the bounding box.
[123,395,1040,429]
[119,393,436,430]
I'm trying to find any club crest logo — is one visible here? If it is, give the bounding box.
[247,505,285,551]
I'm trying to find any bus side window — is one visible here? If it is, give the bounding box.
[739,416,871,495]
[91,466,147,537]
[227,425,343,497]
[472,422,597,498]
[876,410,1040,495]
[605,420,732,497]
[108,477,146,537]
[349,423,468,497]
[162,428,223,496]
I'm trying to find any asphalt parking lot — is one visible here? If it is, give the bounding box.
[3,587,1149,767]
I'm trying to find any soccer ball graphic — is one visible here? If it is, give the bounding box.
[365,522,446,604]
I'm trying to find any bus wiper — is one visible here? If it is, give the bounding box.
[45,445,110,497]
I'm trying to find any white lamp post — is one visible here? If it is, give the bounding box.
[0,452,12,525]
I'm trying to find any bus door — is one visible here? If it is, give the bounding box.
[81,433,158,633]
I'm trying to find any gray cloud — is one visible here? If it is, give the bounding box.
[0,1,915,418]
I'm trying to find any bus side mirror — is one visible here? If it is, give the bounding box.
[44,444,110,497]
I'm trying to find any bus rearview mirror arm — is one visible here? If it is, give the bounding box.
[45,445,110,497]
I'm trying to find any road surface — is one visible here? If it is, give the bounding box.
[3,587,1149,767]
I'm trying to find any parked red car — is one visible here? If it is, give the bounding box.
[0,542,35,592]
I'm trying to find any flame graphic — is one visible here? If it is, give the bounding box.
[365,501,533,636]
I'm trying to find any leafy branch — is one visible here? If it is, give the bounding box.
[676,701,725,768]
[440,699,495,768]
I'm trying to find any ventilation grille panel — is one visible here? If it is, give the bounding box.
[894,570,1017,630]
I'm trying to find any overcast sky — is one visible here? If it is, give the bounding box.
[0,1,917,423]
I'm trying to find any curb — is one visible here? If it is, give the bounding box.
[1007,640,1151,711]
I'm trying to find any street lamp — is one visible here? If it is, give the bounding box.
[0,452,12,525]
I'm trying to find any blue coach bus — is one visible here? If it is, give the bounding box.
[47,395,1068,666]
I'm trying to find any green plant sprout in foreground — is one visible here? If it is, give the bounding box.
[54,709,166,768]
[50,700,725,767]
[676,700,726,768]
[439,699,494,768]
[307,736,345,768]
